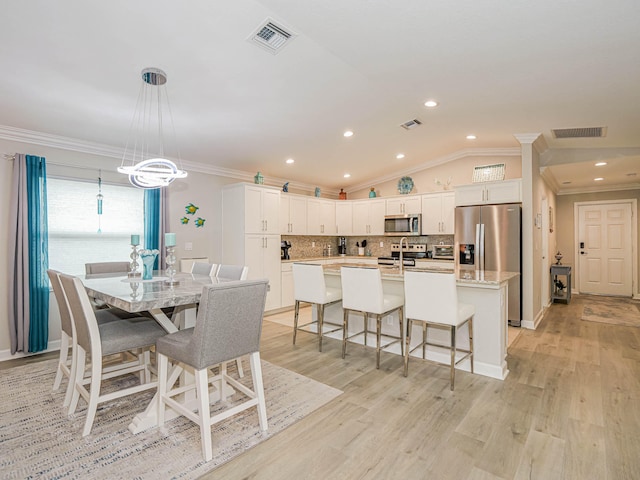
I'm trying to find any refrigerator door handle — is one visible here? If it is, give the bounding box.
[478,223,485,270]
[475,223,480,270]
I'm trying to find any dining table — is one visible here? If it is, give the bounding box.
[81,270,234,434]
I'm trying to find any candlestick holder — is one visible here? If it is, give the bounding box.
[164,245,179,286]
[128,244,141,277]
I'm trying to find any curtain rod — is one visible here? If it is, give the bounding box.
[3,153,119,173]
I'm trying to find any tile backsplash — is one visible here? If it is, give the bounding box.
[282,235,453,259]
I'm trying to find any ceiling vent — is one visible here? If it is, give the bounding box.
[400,119,422,130]
[552,127,607,139]
[248,19,296,54]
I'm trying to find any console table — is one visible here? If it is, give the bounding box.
[550,265,571,304]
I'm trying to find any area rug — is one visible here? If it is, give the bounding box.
[581,296,640,327]
[0,358,342,479]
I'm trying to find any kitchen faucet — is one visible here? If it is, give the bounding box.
[398,236,408,274]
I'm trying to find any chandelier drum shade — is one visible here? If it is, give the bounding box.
[118,68,187,189]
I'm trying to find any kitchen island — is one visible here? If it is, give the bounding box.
[316,264,517,380]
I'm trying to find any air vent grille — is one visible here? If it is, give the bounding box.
[400,119,422,130]
[249,19,296,54]
[552,127,607,138]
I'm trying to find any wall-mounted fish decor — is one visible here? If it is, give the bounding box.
[195,217,206,228]
[180,217,189,224]
[185,203,199,215]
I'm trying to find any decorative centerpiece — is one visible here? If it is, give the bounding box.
[254,171,264,184]
[128,234,141,277]
[164,233,179,286]
[139,249,159,280]
[369,187,376,198]
[554,251,563,265]
[397,176,414,194]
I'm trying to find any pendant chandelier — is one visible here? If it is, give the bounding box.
[118,68,187,189]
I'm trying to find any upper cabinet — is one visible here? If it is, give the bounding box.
[352,199,386,235]
[280,194,307,235]
[421,192,455,234]
[335,201,353,236]
[241,184,281,234]
[455,179,522,206]
[386,195,422,215]
[307,198,336,235]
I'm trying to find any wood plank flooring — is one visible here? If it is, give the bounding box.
[4,294,639,479]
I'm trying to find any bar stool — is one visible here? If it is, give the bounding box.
[340,266,404,368]
[292,263,342,352]
[403,270,474,391]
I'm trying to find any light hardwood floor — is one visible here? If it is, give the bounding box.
[4,295,639,479]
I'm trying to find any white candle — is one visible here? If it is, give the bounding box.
[165,232,176,247]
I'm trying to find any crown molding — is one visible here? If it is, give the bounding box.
[556,182,640,196]
[0,125,329,196]
[539,166,560,194]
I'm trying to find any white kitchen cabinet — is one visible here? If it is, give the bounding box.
[352,199,386,235]
[307,198,336,235]
[335,202,353,236]
[455,179,522,206]
[222,183,282,311]
[421,192,455,234]
[280,194,307,235]
[281,262,294,308]
[386,195,422,215]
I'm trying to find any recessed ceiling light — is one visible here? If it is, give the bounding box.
[343,130,354,137]
[466,134,477,140]
[424,100,438,108]
[343,173,351,178]
[286,158,294,164]
[595,162,607,166]
[594,177,604,181]
[396,153,405,159]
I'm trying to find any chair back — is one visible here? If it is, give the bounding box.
[85,262,130,275]
[340,266,384,312]
[191,262,218,276]
[404,271,458,322]
[47,270,74,338]
[187,279,268,369]
[292,263,329,304]
[59,273,101,357]
[217,264,249,281]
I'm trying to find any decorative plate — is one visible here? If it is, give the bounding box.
[397,176,414,194]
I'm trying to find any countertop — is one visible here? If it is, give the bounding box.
[322,262,518,287]
[282,256,455,264]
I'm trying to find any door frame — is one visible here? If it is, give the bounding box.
[541,197,550,308]
[573,199,638,298]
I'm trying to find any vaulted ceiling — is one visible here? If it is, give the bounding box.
[2,1,639,194]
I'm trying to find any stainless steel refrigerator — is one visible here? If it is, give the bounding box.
[455,203,522,326]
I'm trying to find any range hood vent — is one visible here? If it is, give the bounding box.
[248,19,296,54]
[552,126,607,138]
[400,119,422,130]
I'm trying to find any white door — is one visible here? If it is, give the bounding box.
[577,202,633,296]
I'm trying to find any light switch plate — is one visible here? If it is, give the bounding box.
[185,242,193,251]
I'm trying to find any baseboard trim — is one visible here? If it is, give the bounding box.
[0,340,61,362]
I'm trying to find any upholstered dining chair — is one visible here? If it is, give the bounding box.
[403,270,474,391]
[191,262,219,276]
[340,266,404,369]
[85,261,130,275]
[156,279,269,462]
[59,273,167,436]
[292,262,342,352]
[216,264,249,281]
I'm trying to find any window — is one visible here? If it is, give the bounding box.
[47,178,144,275]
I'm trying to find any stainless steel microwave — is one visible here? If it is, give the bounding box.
[384,214,421,236]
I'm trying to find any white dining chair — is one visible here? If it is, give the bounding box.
[85,261,130,275]
[403,270,474,391]
[292,263,342,352]
[216,264,249,280]
[340,266,404,368]
[59,273,167,436]
[156,279,269,462]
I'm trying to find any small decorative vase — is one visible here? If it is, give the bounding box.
[315,187,321,197]
[254,172,264,184]
[339,188,347,200]
[554,251,563,265]
[139,249,159,280]
[369,187,376,198]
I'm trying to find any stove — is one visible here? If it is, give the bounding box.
[377,243,428,266]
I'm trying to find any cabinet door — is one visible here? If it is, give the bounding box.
[421,194,442,234]
[289,196,307,235]
[486,179,521,204]
[352,201,370,235]
[320,200,336,235]
[262,188,281,234]
[386,198,405,215]
[440,192,456,234]
[263,235,282,310]
[454,184,484,207]
[369,199,386,235]
[280,195,291,234]
[336,202,353,235]
[245,187,265,233]
[404,196,422,214]
[306,199,322,235]
[281,268,294,308]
